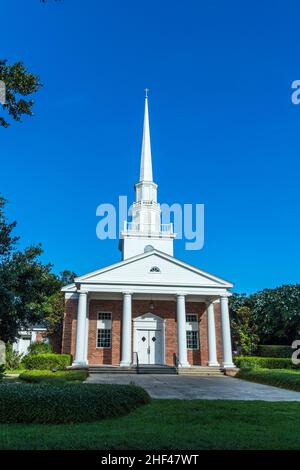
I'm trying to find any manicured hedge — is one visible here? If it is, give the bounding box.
[237,368,300,392]
[257,345,292,358]
[234,356,300,370]
[19,370,88,384]
[22,354,71,370]
[0,383,151,424]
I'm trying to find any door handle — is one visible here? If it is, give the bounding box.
[147,346,150,355]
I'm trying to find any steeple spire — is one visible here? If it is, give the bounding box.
[119,91,175,260]
[139,90,153,182]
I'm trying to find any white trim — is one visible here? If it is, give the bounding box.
[78,283,230,297]
[69,249,233,287]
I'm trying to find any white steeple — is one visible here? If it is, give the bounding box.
[119,91,175,260]
[139,91,153,182]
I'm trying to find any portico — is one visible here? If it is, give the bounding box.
[63,264,234,370]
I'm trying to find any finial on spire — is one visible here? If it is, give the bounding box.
[144,88,149,99]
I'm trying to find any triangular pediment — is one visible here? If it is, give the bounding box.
[68,250,232,289]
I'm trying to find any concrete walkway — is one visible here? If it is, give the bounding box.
[85,374,300,401]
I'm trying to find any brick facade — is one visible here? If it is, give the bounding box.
[61,298,223,366]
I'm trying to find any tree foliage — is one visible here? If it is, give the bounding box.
[43,270,76,337]
[0,195,61,342]
[229,285,300,347]
[231,306,259,355]
[0,60,42,128]
[251,285,300,345]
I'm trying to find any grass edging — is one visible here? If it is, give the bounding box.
[237,368,300,392]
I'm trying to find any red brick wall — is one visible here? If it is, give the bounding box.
[61,298,78,356]
[62,297,223,366]
[88,299,122,365]
[214,302,223,364]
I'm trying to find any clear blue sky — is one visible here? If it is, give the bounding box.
[1,0,300,293]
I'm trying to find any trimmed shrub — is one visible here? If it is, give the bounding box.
[19,369,88,384]
[27,342,52,355]
[234,356,299,370]
[22,353,71,370]
[257,345,292,358]
[237,368,300,392]
[0,383,151,423]
[5,343,24,370]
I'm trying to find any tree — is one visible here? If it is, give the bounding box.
[231,306,259,355]
[0,195,61,342]
[251,285,300,345]
[0,196,19,257]
[230,285,300,347]
[43,270,76,338]
[0,60,42,128]
[229,292,253,315]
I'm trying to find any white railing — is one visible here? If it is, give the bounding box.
[133,201,159,208]
[123,221,173,234]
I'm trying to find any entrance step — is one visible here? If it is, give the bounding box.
[88,365,225,375]
[88,365,177,375]
[138,365,177,375]
[178,366,224,376]
[89,366,137,374]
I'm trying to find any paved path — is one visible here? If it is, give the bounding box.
[85,374,300,401]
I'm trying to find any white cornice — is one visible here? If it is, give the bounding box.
[71,249,233,288]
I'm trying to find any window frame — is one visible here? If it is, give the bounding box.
[96,311,112,349]
[97,328,112,349]
[186,330,199,350]
[185,313,199,350]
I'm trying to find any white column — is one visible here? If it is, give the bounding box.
[220,296,235,368]
[207,302,219,366]
[73,291,88,366]
[177,294,189,367]
[84,303,89,365]
[120,292,132,367]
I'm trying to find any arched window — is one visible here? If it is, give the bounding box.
[149,266,161,273]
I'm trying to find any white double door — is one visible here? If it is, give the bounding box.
[136,328,163,365]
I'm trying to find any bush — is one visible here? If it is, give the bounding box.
[27,342,52,355]
[19,369,88,384]
[22,353,71,370]
[237,368,300,392]
[0,383,151,423]
[234,356,299,370]
[257,345,292,358]
[5,343,24,370]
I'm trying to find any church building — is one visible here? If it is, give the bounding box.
[61,94,235,371]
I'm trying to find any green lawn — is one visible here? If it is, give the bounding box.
[1,399,300,450]
[238,368,300,392]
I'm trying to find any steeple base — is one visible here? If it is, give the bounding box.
[120,232,175,260]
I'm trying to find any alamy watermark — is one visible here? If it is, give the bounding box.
[96,196,205,251]
[0,80,6,105]
[291,340,300,365]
